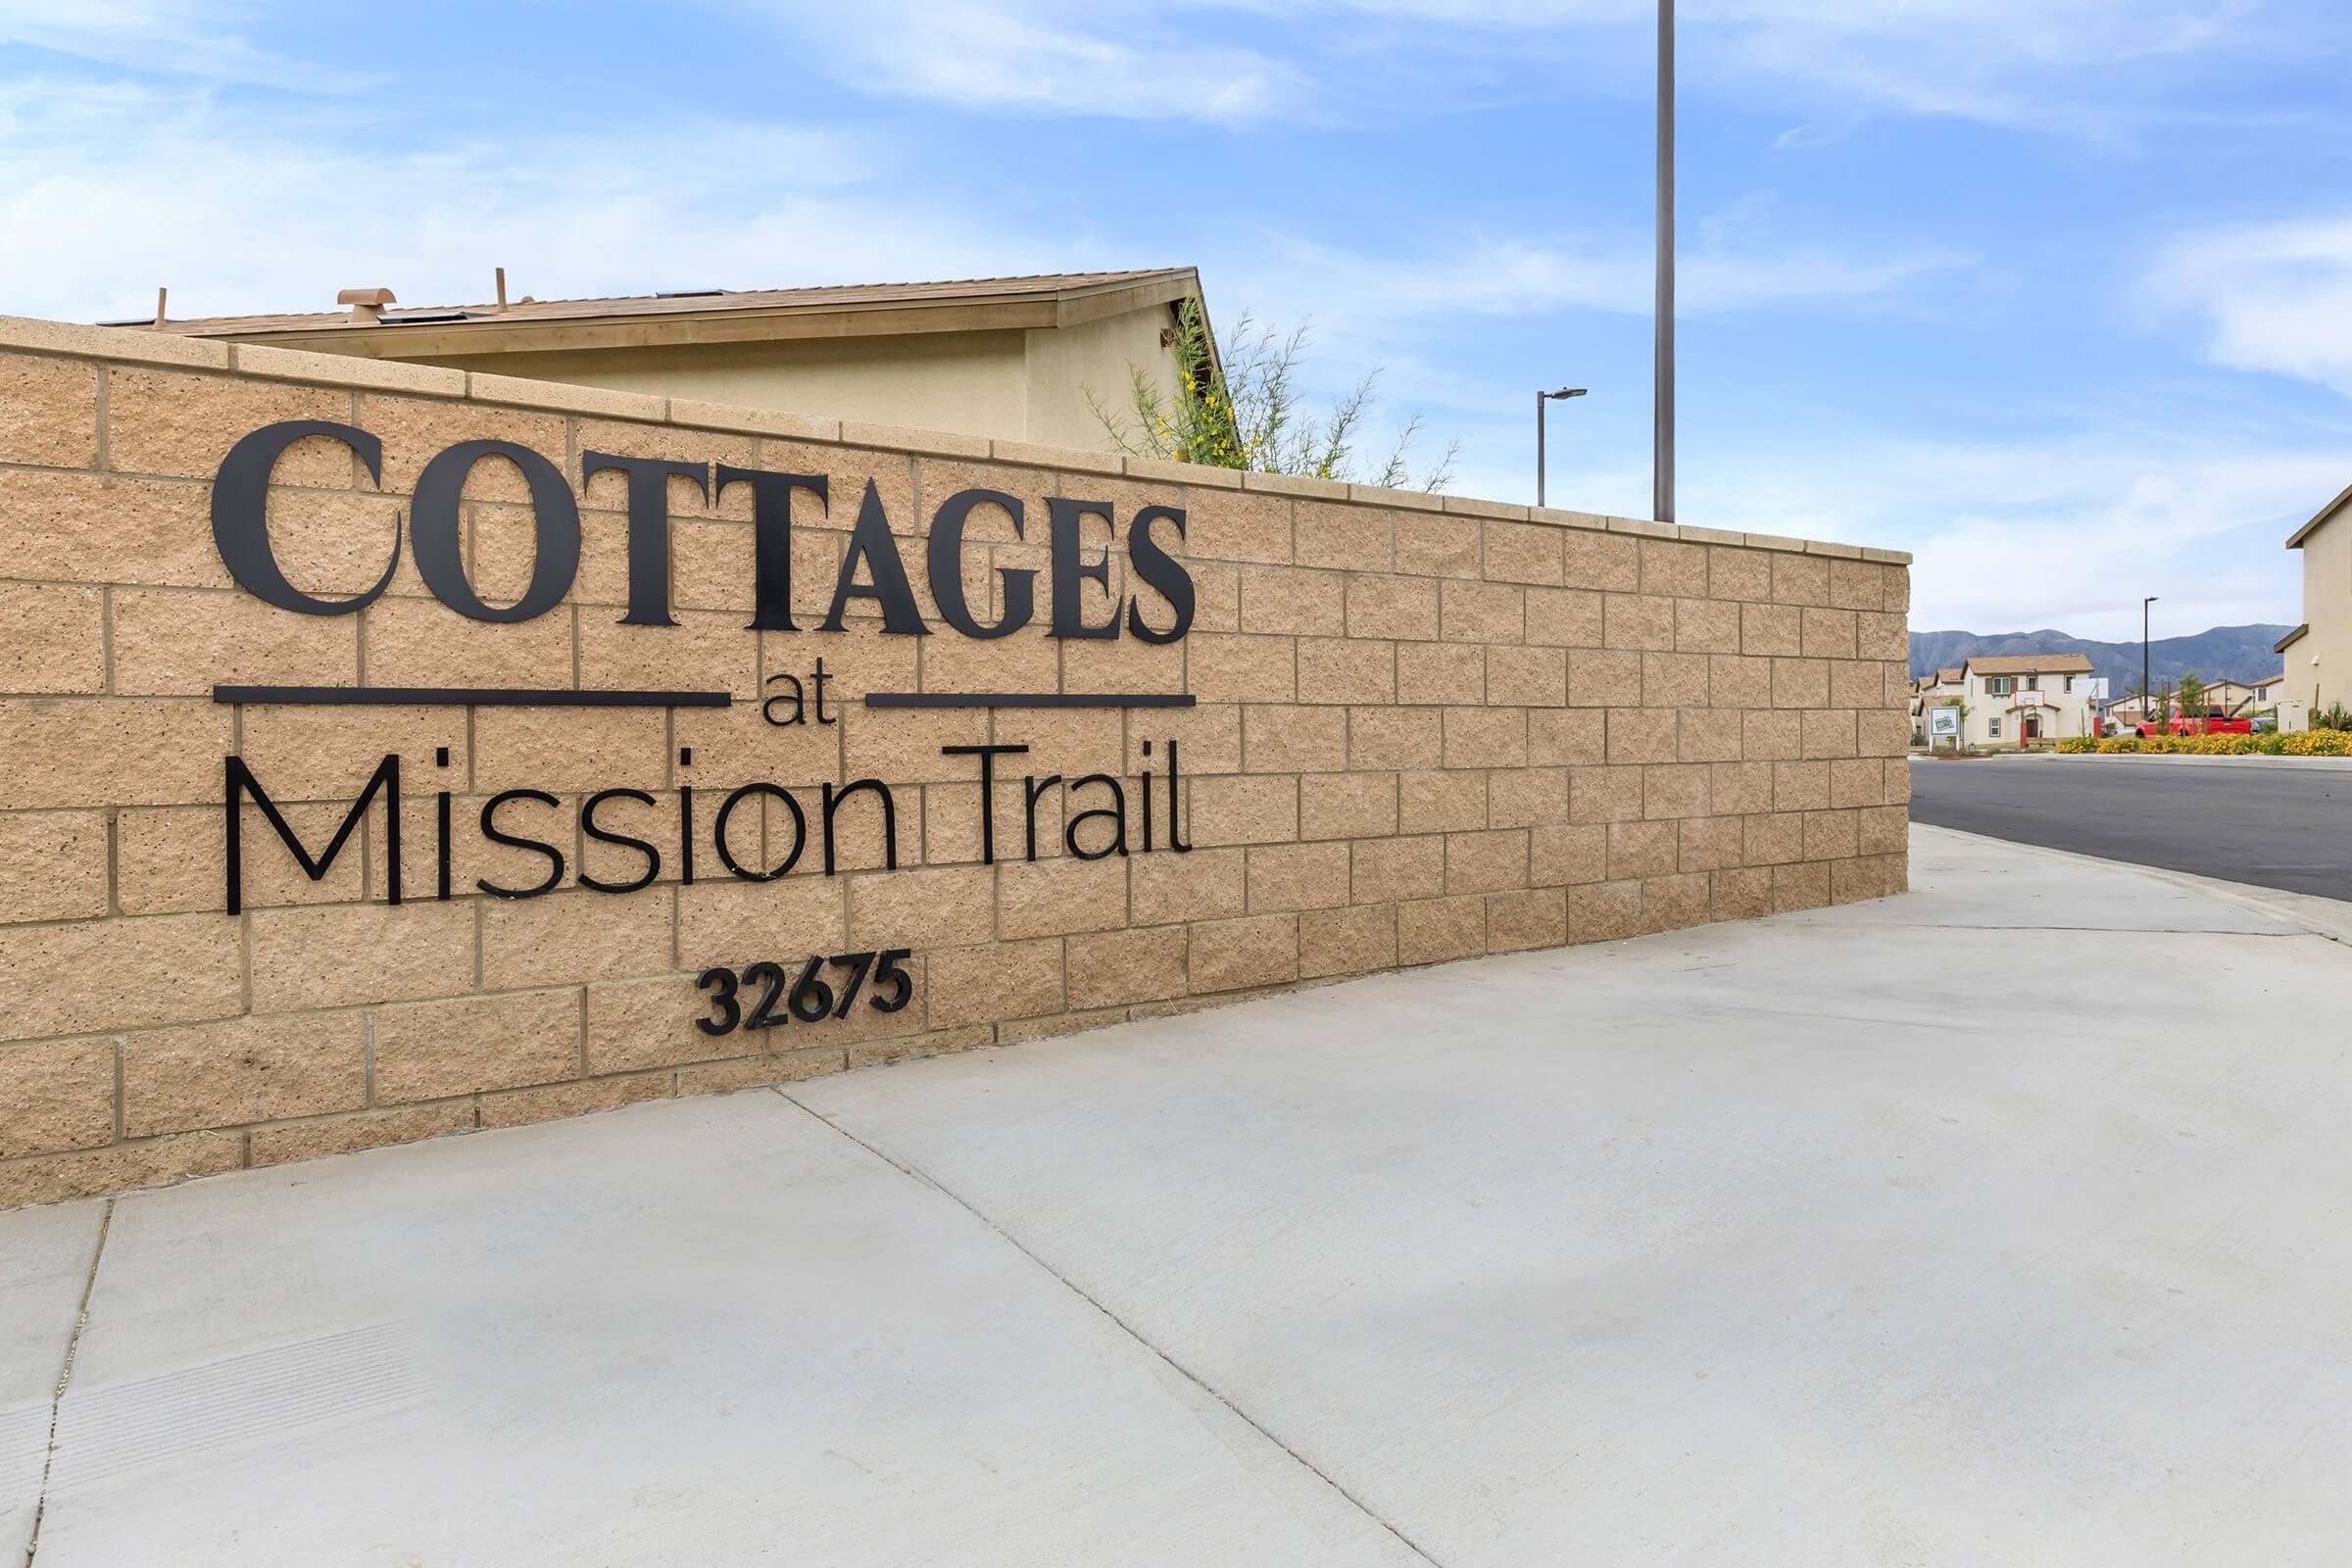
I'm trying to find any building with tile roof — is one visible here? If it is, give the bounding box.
[118,269,1209,455]
[1918,654,2097,748]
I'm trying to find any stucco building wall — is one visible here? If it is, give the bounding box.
[0,318,1912,1207]
[2294,513,2349,712]
[422,311,1172,453]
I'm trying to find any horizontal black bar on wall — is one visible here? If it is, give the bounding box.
[863,692,1198,710]
[212,686,733,708]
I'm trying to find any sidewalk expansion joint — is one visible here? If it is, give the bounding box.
[24,1198,113,1568]
[770,1086,1447,1568]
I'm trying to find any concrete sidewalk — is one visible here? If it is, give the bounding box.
[7,826,2352,1566]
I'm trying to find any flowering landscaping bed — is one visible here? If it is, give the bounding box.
[2056,731,2352,757]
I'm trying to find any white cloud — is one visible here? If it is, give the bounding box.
[0,0,381,93]
[2146,216,2352,397]
[0,79,1065,324]
[1289,377,2328,641]
[720,0,2338,135]
[1219,229,1969,349]
[1683,433,2334,638]
[4,0,2331,651]
[1689,0,2276,135]
[731,1,1315,124]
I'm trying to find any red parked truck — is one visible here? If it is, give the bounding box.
[2135,707,2252,738]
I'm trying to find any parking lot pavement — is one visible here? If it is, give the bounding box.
[1908,751,2352,900]
[9,824,2352,1566]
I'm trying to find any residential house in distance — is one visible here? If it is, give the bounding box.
[2198,678,2256,712]
[1909,667,1964,743]
[1923,654,2097,747]
[123,270,1209,453]
[2098,675,2294,733]
[2281,479,2352,712]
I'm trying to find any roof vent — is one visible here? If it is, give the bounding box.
[99,286,170,330]
[381,311,469,325]
[655,288,728,298]
[337,287,397,321]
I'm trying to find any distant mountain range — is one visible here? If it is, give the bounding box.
[1909,624,2295,691]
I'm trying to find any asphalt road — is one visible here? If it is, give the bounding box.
[1908,756,2352,901]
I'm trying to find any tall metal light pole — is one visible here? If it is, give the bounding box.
[1654,0,1675,525]
[1536,387,1587,508]
[2143,596,2158,723]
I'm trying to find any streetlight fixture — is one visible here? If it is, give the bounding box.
[1537,387,1587,508]
[2143,596,2158,726]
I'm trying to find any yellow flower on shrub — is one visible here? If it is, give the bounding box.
[2067,729,2350,758]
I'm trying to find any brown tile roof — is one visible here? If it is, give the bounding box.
[1965,653,2095,675]
[2277,624,2309,653]
[1935,666,1964,683]
[119,270,1198,338]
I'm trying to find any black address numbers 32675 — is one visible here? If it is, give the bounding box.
[696,949,912,1036]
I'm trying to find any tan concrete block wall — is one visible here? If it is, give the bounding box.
[0,318,1913,1207]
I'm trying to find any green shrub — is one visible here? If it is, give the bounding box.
[2075,730,2352,757]
[1087,296,1458,489]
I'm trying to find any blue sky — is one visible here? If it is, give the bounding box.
[3,0,2348,639]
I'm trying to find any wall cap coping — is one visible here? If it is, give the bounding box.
[0,313,229,370]
[1241,469,1348,500]
[837,418,990,460]
[1676,523,1744,547]
[664,398,841,443]
[467,369,666,422]
[231,342,466,398]
[1440,494,1532,522]
[1123,455,1245,489]
[0,314,1913,564]
[991,438,1122,476]
[1527,506,1612,534]
[1350,482,1443,512]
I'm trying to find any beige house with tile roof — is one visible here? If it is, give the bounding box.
[118,270,1206,454]
[1935,654,2096,747]
[2195,678,2256,712]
